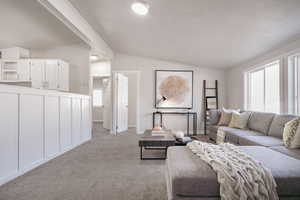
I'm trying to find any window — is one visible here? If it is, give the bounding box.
[93,89,103,107]
[246,60,280,113]
[288,54,300,115]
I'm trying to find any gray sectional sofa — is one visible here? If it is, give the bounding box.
[207,110,300,160]
[166,110,300,200]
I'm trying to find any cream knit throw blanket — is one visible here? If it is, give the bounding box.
[216,128,226,144]
[187,141,279,200]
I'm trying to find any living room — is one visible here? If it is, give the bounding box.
[0,0,300,200]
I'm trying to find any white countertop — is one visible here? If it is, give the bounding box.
[0,84,90,98]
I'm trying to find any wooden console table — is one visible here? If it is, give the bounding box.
[152,111,197,136]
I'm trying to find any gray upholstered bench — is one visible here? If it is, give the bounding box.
[166,146,300,200]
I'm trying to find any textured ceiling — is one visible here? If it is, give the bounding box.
[70,0,300,68]
[0,0,84,50]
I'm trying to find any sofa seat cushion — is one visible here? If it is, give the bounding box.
[268,114,297,139]
[227,130,264,144]
[270,146,300,160]
[239,136,283,147]
[217,126,263,144]
[248,112,275,135]
[167,146,300,198]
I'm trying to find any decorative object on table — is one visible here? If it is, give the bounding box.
[283,118,300,149]
[151,125,166,136]
[155,70,193,109]
[173,130,185,139]
[203,80,219,135]
[172,130,193,146]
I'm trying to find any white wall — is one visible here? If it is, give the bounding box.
[226,37,300,111]
[91,61,111,77]
[31,44,90,94]
[112,53,227,134]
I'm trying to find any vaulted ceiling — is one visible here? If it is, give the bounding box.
[0,0,84,50]
[70,0,300,68]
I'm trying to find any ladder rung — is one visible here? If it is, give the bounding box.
[206,96,217,98]
[205,88,216,90]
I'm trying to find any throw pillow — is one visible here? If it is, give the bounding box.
[283,118,300,149]
[217,108,240,126]
[229,112,250,129]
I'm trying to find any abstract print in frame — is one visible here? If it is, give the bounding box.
[155,70,193,109]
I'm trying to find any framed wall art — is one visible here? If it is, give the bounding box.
[155,70,193,109]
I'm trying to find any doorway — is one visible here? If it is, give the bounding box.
[92,77,111,130]
[90,59,112,134]
[112,71,140,135]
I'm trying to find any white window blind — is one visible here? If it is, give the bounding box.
[93,89,103,107]
[288,54,300,115]
[247,60,280,113]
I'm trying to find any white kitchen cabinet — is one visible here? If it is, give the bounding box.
[45,96,60,158]
[81,98,92,141]
[45,60,59,90]
[72,98,81,146]
[0,59,69,92]
[30,60,45,89]
[1,47,30,59]
[0,93,18,182]
[58,61,69,91]
[0,85,91,186]
[60,97,72,151]
[17,60,30,81]
[19,94,44,171]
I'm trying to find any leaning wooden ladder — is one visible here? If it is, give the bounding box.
[203,80,219,135]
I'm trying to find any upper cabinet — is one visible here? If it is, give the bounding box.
[45,60,59,90]
[0,59,70,92]
[58,61,69,92]
[30,59,45,89]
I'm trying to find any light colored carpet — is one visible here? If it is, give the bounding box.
[0,124,167,200]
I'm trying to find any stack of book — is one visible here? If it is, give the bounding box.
[151,125,166,136]
[151,130,166,136]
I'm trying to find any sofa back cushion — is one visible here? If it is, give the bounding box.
[268,114,297,138]
[248,112,275,135]
[207,109,220,125]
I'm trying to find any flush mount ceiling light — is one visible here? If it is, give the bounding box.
[131,1,149,16]
[90,55,99,61]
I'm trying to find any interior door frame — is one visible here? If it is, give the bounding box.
[112,70,140,135]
